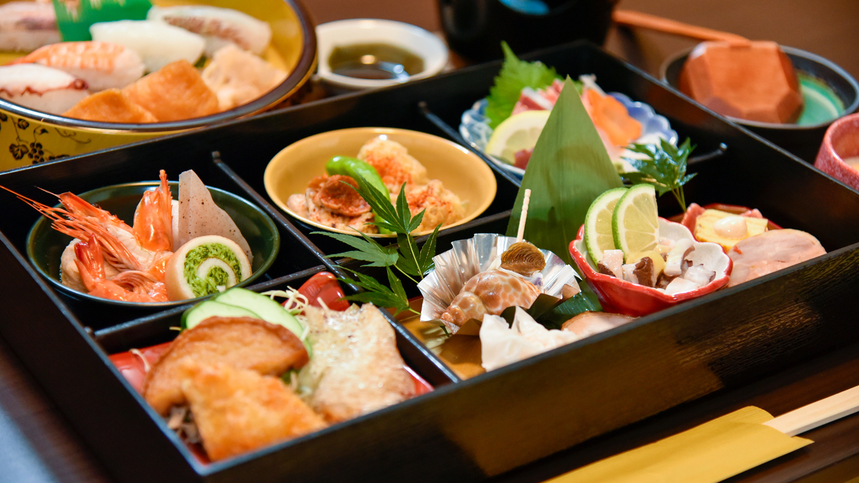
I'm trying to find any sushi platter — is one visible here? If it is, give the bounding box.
[2,36,859,483]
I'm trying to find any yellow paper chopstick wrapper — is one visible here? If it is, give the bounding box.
[549,407,811,483]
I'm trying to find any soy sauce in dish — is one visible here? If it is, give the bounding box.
[328,43,424,80]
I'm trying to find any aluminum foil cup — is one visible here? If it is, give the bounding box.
[418,233,580,322]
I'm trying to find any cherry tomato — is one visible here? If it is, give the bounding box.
[296,272,350,311]
[108,342,172,393]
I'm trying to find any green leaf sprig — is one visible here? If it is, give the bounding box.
[314,178,441,316]
[621,138,696,211]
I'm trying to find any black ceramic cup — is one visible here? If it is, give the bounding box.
[438,0,617,62]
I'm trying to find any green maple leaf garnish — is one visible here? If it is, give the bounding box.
[314,176,441,315]
[621,138,697,212]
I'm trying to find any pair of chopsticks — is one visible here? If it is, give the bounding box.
[762,383,859,436]
[612,9,749,43]
[550,385,859,482]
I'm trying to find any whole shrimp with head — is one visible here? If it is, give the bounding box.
[2,170,175,302]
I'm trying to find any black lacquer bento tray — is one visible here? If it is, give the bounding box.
[1,41,859,483]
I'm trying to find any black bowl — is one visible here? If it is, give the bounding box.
[662,45,859,162]
[26,181,280,308]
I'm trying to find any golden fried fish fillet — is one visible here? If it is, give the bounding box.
[299,304,415,423]
[143,316,308,415]
[123,60,219,122]
[63,88,158,123]
[178,360,326,462]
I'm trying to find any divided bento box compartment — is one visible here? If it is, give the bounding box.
[1,41,859,483]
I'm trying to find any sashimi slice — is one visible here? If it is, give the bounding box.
[175,170,252,264]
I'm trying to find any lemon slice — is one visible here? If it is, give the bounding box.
[612,184,659,259]
[583,187,628,267]
[485,110,551,165]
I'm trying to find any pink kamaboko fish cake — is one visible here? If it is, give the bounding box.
[90,20,205,73]
[0,1,60,52]
[147,5,272,57]
[11,41,145,92]
[0,64,89,114]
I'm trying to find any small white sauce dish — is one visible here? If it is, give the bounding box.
[316,19,449,91]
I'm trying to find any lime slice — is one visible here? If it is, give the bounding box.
[612,184,659,259]
[485,110,551,164]
[583,187,628,267]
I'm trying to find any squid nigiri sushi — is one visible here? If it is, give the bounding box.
[11,41,145,92]
[0,1,60,52]
[0,64,89,115]
[90,20,205,73]
[147,5,272,57]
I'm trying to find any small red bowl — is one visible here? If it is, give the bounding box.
[569,222,732,317]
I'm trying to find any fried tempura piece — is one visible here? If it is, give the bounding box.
[357,137,429,189]
[299,304,415,423]
[143,316,308,415]
[179,360,326,462]
[123,60,219,122]
[63,88,158,123]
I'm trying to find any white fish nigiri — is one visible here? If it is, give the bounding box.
[0,1,60,52]
[12,41,145,92]
[90,20,205,73]
[147,5,272,57]
[0,64,89,114]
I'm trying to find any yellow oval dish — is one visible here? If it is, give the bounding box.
[264,127,497,238]
[0,0,316,172]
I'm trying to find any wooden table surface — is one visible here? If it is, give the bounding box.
[2,1,858,482]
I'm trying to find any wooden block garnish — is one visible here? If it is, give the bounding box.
[680,41,803,124]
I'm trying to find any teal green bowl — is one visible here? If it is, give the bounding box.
[26,181,279,308]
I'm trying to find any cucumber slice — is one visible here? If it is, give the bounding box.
[214,288,310,354]
[182,300,261,330]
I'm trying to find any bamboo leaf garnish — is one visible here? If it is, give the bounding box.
[506,76,623,265]
[315,173,442,314]
[621,138,696,211]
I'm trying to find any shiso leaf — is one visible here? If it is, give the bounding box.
[485,42,561,129]
[506,76,624,267]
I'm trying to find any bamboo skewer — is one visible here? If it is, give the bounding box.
[764,384,859,436]
[612,9,750,44]
[516,189,531,243]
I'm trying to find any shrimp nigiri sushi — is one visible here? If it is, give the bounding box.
[0,1,60,52]
[147,5,272,57]
[90,20,205,73]
[11,41,145,92]
[0,64,89,115]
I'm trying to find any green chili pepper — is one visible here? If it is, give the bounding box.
[325,156,392,234]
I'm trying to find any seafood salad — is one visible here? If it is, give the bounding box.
[287,137,466,234]
[113,284,427,462]
[4,169,254,303]
[0,2,287,121]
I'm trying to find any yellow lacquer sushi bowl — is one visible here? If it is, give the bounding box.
[0,0,317,172]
